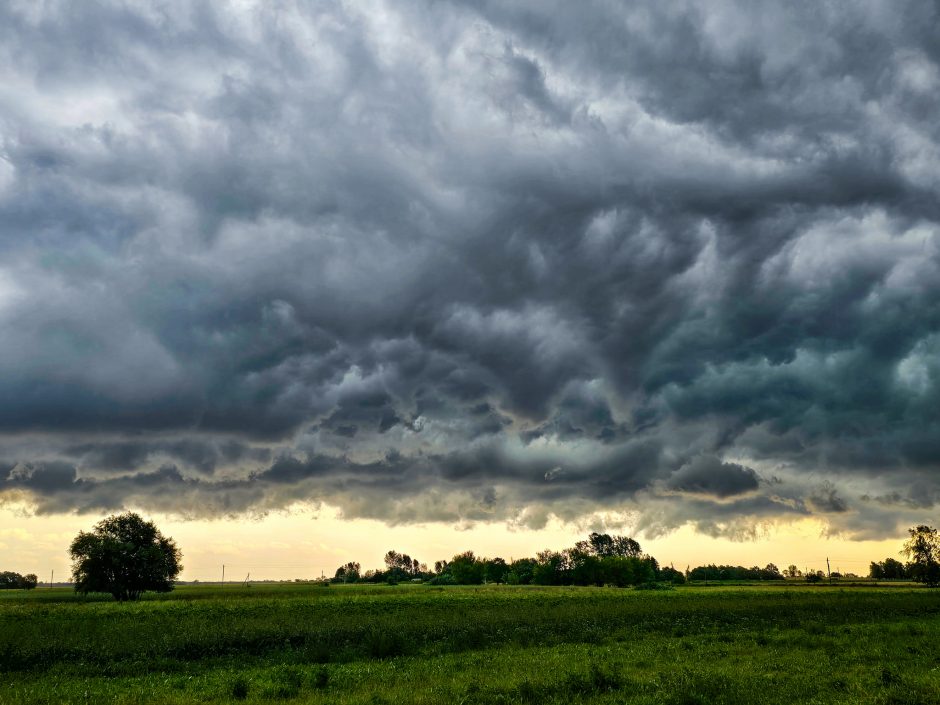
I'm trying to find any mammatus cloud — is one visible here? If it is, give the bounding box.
[2,0,940,539]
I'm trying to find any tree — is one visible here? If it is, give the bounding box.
[69,512,182,601]
[902,525,940,587]
[383,550,419,580]
[869,557,907,580]
[334,561,361,583]
[449,551,484,584]
[0,572,37,590]
[506,558,536,585]
[484,557,509,584]
[658,565,686,584]
[784,564,801,578]
[533,550,569,585]
[574,532,643,559]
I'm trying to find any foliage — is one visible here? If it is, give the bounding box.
[869,557,909,580]
[0,572,38,590]
[688,564,784,582]
[373,551,431,583]
[484,557,509,584]
[424,533,658,587]
[573,532,643,558]
[333,562,361,583]
[657,566,686,584]
[448,551,485,584]
[69,512,182,601]
[506,558,536,585]
[901,525,940,586]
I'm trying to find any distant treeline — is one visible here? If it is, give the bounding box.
[0,572,38,590]
[868,558,911,580]
[338,525,937,588]
[332,535,931,588]
[333,533,684,587]
[686,564,784,581]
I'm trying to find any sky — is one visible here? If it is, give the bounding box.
[1,0,939,581]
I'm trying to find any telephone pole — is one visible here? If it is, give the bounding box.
[826,557,831,585]
[222,564,225,587]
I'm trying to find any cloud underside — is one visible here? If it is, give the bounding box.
[2,0,940,539]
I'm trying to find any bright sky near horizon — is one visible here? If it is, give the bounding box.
[3,505,903,582]
[1,1,939,577]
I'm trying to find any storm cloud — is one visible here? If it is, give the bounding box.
[2,0,940,539]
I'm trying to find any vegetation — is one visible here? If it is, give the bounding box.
[69,512,182,601]
[902,525,940,587]
[687,564,783,582]
[0,571,37,590]
[339,533,676,588]
[869,557,910,580]
[2,583,940,704]
[4,523,939,702]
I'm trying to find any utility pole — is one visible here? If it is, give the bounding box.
[222,564,225,587]
[50,569,53,588]
[826,557,831,585]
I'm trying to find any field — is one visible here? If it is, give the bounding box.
[2,583,940,704]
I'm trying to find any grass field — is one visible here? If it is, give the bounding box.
[2,583,939,704]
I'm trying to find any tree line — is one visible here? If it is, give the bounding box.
[333,532,682,587]
[868,526,940,585]
[686,564,783,582]
[18,513,939,602]
[0,571,38,590]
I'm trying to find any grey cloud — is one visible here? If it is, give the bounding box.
[806,483,849,514]
[1,1,940,538]
[667,455,760,499]
[62,439,272,475]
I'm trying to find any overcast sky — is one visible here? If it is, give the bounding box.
[2,0,940,551]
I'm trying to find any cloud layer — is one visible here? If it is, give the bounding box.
[2,0,940,539]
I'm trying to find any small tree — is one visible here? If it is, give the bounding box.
[449,551,484,584]
[69,512,182,601]
[334,561,361,583]
[902,525,940,587]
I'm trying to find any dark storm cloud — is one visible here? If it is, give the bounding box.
[1,0,940,538]
[62,438,272,475]
[667,456,760,499]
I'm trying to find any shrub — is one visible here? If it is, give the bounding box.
[229,676,250,700]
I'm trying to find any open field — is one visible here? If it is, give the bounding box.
[2,583,940,704]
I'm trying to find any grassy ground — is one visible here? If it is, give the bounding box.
[1,583,939,704]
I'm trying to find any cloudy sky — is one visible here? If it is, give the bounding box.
[2,0,939,578]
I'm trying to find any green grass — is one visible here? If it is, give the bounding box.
[2,583,939,704]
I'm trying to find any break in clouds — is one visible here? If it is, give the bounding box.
[2,0,940,540]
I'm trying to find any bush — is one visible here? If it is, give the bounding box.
[229,676,250,700]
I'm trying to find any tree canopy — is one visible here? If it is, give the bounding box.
[902,525,940,587]
[0,572,38,590]
[69,512,182,601]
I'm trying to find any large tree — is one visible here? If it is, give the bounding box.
[69,512,182,601]
[902,525,940,587]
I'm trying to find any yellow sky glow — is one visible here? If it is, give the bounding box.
[0,505,907,583]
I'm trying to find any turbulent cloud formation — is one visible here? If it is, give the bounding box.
[2,0,940,539]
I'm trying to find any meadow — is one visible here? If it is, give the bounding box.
[1,583,939,704]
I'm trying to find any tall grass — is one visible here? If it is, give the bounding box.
[1,584,939,704]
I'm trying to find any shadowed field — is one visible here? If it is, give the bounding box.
[2,583,939,704]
